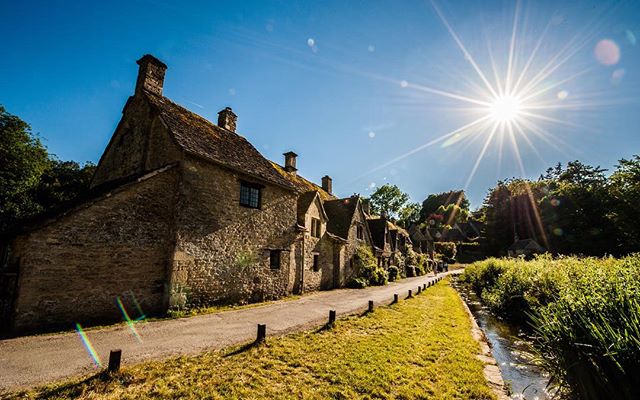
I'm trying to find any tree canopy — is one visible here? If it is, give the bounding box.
[368,184,409,220]
[0,105,95,233]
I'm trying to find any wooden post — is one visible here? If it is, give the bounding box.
[368,300,374,313]
[408,289,413,298]
[423,283,426,290]
[329,310,336,325]
[108,349,122,373]
[417,286,422,294]
[257,324,266,342]
[393,293,399,304]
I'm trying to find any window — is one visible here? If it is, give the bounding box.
[240,181,262,209]
[269,250,281,269]
[310,218,321,238]
[356,224,364,240]
[313,254,320,271]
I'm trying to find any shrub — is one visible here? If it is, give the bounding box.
[346,277,368,289]
[434,242,457,260]
[350,245,388,287]
[460,255,640,399]
[405,265,416,277]
[387,265,400,282]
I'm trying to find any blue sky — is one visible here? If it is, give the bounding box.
[2,0,639,207]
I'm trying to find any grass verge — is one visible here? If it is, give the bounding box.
[8,278,494,400]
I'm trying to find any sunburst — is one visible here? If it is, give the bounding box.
[358,0,621,193]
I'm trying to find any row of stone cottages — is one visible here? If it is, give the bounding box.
[0,55,432,334]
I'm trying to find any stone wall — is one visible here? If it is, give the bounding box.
[337,205,373,286]
[169,157,298,307]
[8,168,179,333]
[300,197,335,292]
[91,95,182,188]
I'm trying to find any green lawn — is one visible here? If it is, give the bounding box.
[11,278,494,400]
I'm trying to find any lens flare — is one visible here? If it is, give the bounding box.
[117,296,143,343]
[75,323,102,368]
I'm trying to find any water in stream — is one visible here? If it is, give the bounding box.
[453,279,555,399]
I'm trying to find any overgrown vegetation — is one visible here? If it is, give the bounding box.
[347,245,388,288]
[460,255,640,399]
[480,158,640,256]
[434,242,457,260]
[10,279,495,400]
[0,105,95,233]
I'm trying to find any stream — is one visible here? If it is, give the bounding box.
[452,279,555,399]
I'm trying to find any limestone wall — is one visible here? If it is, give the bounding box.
[300,198,335,292]
[9,168,178,333]
[169,157,298,307]
[91,95,182,188]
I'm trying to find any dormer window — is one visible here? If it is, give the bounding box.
[240,181,262,209]
[310,218,321,238]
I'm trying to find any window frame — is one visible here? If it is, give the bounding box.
[239,180,263,209]
[312,253,320,271]
[269,250,281,270]
[356,224,364,240]
[310,217,321,238]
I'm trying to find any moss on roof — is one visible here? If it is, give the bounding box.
[270,162,335,200]
[145,92,295,190]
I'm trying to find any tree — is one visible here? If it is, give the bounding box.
[32,160,96,212]
[419,190,469,222]
[0,105,96,233]
[608,155,640,252]
[0,105,49,231]
[398,202,420,228]
[368,184,409,220]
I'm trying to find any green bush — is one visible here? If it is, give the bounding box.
[405,265,416,277]
[460,255,640,399]
[387,265,400,282]
[349,245,388,287]
[346,277,368,289]
[434,242,457,260]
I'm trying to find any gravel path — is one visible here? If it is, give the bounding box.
[0,272,453,392]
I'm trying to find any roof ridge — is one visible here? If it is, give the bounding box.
[143,92,295,190]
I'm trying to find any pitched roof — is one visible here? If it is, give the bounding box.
[144,93,294,190]
[270,162,335,200]
[324,197,359,239]
[296,191,328,225]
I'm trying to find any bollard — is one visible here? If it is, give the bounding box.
[417,286,422,294]
[368,300,374,313]
[408,289,413,298]
[108,349,122,373]
[423,283,426,290]
[257,324,266,342]
[393,293,399,304]
[329,310,336,325]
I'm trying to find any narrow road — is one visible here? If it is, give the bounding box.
[0,272,454,392]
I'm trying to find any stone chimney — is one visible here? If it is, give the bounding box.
[218,107,237,132]
[322,175,332,194]
[135,54,167,96]
[283,151,298,173]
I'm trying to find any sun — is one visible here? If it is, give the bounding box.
[489,95,522,123]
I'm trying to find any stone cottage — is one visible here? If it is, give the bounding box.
[0,54,415,335]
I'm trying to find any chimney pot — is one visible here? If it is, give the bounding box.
[135,54,167,96]
[283,151,298,173]
[218,107,237,132]
[322,175,332,194]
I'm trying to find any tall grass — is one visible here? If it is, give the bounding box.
[461,255,640,400]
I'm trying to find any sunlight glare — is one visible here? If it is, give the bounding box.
[489,95,522,123]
